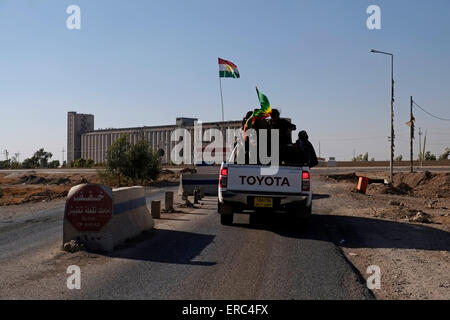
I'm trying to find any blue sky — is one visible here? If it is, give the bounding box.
[0,0,449,162]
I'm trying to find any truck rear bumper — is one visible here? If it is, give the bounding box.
[219,190,311,213]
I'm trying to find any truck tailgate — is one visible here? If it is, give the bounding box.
[227,165,303,194]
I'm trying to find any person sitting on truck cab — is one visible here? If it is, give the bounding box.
[269,109,297,164]
[269,109,296,144]
[242,111,254,130]
[295,130,318,168]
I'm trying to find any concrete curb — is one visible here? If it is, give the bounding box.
[63,184,154,252]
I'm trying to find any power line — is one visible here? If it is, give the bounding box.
[427,142,449,146]
[311,135,388,142]
[427,129,450,133]
[413,101,450,121]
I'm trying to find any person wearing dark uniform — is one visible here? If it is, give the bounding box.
[269,109,297,164]
[295,130,318,168]
[242,111,254,130]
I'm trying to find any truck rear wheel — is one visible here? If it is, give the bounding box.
[249,213,259,225]
[294,204,312,226]
[303,204,312,218]
[220,213,233,225]
[218,201,233,214]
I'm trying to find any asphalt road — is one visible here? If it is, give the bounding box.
[0,188,173,262]
[0,182,373,299]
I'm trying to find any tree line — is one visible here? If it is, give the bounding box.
[0,148,99,169]
[0,148,60,169]
[351,148,449,162]
[0,132,162,182]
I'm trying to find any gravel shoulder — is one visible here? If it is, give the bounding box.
[312,173,450,299]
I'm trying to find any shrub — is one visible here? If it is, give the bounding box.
[48,160,60,168]
[439,148,450,160]
[352,153,369,162]
[86,159,95,167]
[73,158,86,168]
[105,134,130,185]
[124,139,161,185]
[102,134,161,186]
[424,151,436,161]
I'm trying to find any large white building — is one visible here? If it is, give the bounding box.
[67,112,242,164]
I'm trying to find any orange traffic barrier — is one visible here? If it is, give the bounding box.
[357,176,370,194]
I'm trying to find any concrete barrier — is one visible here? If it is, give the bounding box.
[164,191,174,211]
[63,184,154,252]
[151,200,161,219]
[179,173,219,196]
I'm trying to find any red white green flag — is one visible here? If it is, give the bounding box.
[218,58,240,78]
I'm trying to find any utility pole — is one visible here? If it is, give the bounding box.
[390,54,395,183]
[418,128,423,166]
[62,147,66,164]
[422,130,427,166]
[319,141,321,158]
[410,96,414,173]
[3,149,9,161]
[370,49,395,183]
[14,152,20,163]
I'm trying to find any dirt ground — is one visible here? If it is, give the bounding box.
[0,172,99,206]
[316,171,449,300]
[0,170,180,206]
[329,160,450,168]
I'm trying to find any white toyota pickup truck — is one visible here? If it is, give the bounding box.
[218,153,313,225]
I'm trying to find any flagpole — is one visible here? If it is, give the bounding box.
[219,76,225,122]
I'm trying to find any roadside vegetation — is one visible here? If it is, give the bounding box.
[349,148,449,163]
[0,148,99,169]
[0,148,59,169]
[352,152,370,162]
[97,133,161,187]
[68,158,95,168]
[417,148,449,162]
[438,147,450,160]
[0,135,163,206]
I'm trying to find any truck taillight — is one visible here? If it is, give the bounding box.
[302,171,310,191]
[220,168,228,176]
[219,168,228,188]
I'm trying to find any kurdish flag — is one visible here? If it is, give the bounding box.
[218,58,240,78]
[244,87,273,136]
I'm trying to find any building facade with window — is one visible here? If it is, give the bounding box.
[67,112,242,164]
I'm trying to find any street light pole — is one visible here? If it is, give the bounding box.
[371,49,395,184]
[410,96,414,173]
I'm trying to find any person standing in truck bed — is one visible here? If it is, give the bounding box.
[269,109,297,164]
[295,130,318,168]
